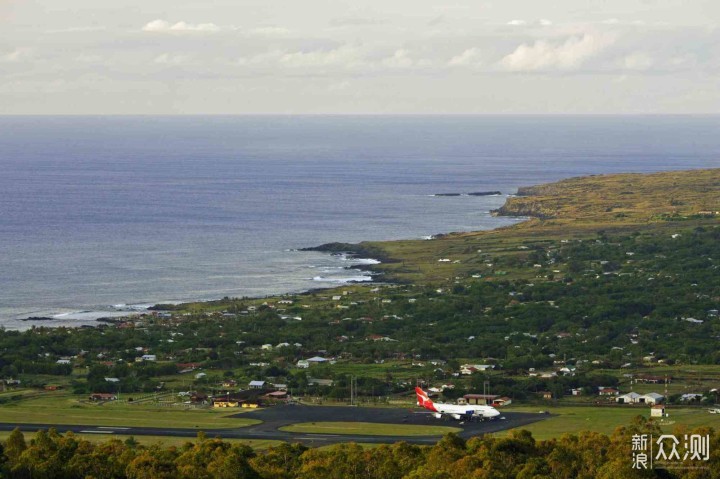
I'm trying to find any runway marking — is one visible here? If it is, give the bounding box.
[80,430,114,434]
[98,427,130,430]
[297,437,328,441]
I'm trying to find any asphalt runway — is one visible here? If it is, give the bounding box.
[0,405,547,446]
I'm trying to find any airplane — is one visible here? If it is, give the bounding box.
[415,387,501,421]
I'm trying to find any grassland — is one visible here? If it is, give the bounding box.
[279,422,461,436]
[501,405,720,440]
[0,392,258,429]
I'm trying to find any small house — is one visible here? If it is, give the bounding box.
[248,380,266,389]
[90,393,116,402]
[617,392,642,404]
[463,394,499,405]
[307,378,334,387]
[680,393,703,402]
[651,405,666,418]
[307,356,328,364]
[641,393,665,405]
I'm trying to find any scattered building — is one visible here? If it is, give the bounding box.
[617,392,665,405]
[680,393,703,402]
[308,378,334,387]
[617,392,642,404]
[89,393,116,402]
[463,394,499,405]
[642,393,665,405]
[651,405,666,418]
[306,356,328,364]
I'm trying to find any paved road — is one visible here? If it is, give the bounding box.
[0,405,548,446]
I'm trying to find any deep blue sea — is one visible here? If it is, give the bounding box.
[1,115,718,329]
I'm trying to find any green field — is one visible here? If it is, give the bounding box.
[279,421,461,436]
[501,405,720,440]
[0,393,259,429]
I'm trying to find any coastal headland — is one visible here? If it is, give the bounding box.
[297,168,720,286]
[1,167,720,457]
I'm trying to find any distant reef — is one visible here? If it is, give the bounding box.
[300,242,396,265]
[433,191,502,197]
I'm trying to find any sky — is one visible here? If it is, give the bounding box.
[1,0,718,114]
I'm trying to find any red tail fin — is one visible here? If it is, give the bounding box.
[415,387,430,407]
[415,387,439,412]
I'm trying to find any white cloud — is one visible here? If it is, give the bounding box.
[622,52,654,71]
[507,19,552,27]
[499,33,615,72]
[448,48,481,66]
[142,19,220,33]
[1,48,30,62]
[381,49,431,69]
[279,45,365,69]
[248,27,292,37]
[154,53,191,65]
[47,26,108,34]
[329,16,385,27]
[74,54,104,64]
[382,49,413,68]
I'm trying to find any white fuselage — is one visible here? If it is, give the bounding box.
[429,402,501,420]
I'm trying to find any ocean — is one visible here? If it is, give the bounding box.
[1,115,718,329]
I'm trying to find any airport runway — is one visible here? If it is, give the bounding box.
[0,405,547,446]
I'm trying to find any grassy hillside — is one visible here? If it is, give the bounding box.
[354,168,720,284]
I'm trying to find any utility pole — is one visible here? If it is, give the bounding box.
[350,375,358,406]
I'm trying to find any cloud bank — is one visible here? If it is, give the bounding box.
[143,19,220,33]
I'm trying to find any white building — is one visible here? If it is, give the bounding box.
[651,405,666,417]
[617,392,642,404]
[642,393,665,405]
